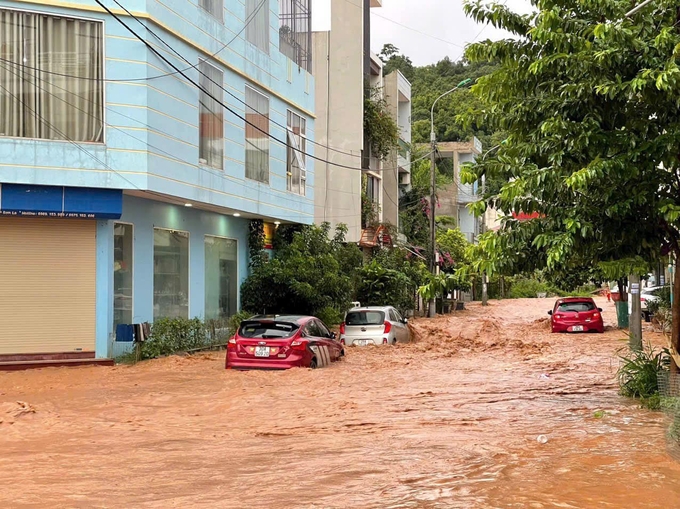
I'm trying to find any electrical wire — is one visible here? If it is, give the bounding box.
[109,0,364,161]
[0,59,433,209]
[101,0,407,174]
[0,81,196,211]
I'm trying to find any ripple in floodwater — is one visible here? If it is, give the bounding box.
[1,298,680,508]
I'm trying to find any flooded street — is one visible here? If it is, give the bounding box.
[2,298,680,508]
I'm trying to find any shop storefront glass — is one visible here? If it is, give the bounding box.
[204,236,238,320]
[153,229,189,319]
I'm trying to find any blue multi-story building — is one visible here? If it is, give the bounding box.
[0,0,314,363]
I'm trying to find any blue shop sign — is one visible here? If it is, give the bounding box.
[0,184,122,219]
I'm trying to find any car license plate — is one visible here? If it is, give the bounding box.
[254,346,270,357]
[572,325,584,332]
[357,340,370,346]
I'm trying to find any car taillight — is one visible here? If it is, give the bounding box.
[384,321,392,334]
[593,312,600,318]
[227,337,236,348]
[340,323,346,334]
[555,314,562,319]
[340,338,345,345]
[290,340,306,351]
[383,338,388,344]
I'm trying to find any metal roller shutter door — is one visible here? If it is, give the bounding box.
[0,218,96,355]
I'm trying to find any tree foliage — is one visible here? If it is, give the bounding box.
[241,223,362,318]
[364,85,400,160]
[462,0,680,349]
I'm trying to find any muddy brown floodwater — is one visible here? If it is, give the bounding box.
[2,298,680,508]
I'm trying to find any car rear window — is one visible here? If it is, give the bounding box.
[345,311,385,326]
[557,301,596,312]
[238,321,298,339]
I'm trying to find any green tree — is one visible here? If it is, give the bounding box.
[436,227,470,270]
[379,44,415,82]
[462,0,680,356]
[241,223,362,318]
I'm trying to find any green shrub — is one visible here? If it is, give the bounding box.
[357,260,414,314]
[241,223,362,317]
[227,310,254,337]
[316,306,344,327]
[139,317,210,360]
[617,343,669,408]
[507,277,549,298]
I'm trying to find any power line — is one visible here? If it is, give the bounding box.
[0,81,194,211]
[91,0,414,174]
[109,0,364,161]
[0,58,432,206]
[340,0,466,49]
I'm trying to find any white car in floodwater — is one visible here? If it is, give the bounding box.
[339,306,411,346]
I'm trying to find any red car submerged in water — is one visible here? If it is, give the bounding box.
[226,315,344,370]
[548,297,604,333]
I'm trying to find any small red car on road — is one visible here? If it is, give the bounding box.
[548,297,604,333]
[226,315,344,370]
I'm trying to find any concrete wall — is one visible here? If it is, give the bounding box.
[312,0,364,242]
[0,0,315,224]
[382,72,400,228]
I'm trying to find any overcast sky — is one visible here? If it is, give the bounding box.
[312,0,534,66]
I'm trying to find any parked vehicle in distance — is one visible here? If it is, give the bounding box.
[226,315,343,370]
[548,297,604,333]
[627,285,669,322]
[340,306,411,346]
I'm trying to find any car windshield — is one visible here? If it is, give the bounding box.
[238,321,298,339]
[557,301,596,313]
[345,310,385,326]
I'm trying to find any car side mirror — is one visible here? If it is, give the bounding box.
[403,318,409,324]
[330,332,337,339]
[548,310,553,315]
[598,308,603,312]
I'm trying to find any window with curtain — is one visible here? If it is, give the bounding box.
[0,9,103,142]
[153,229,189,320]
[204,236,238,321]
[286,110,306,195]
[113,223,133,328]
[245,0,269,53]
[199,0,223,22]
[245,86,269,183]
[198,60,223,169]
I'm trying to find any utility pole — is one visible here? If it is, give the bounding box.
[428,78,472,318]
[429,133,437,318]
[481,175,488,306]
[630,274,642,350]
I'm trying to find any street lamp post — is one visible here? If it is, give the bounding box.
[427,78,472,317]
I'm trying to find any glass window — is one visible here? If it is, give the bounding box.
[204,236,238,321]
[245,86,270,183]
[153,229,189,319]
[0,9,103,142]
[239,320,298,339]
[316,320,331,338]
[245,0,269,53]
[557,301,596,313]
[345,311,385,326]
[199,60,224,169]
[286,110,307,195]
[113,223,133,327]
[199,0,223,22]
[305,321,321,337]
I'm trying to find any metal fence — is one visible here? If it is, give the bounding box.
[657,371,680,460]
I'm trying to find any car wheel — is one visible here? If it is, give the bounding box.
[310,357,318,369]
